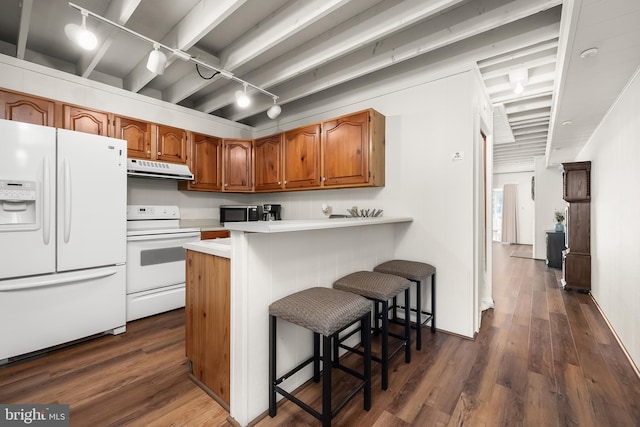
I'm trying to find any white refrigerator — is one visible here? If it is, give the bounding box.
[0,119,127,362]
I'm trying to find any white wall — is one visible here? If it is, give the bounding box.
[532,157,565,260]
[0,54,492,338]
[577,67,640,370]
[493,171,535,245]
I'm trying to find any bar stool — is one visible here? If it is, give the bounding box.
[374,260,436,350]
[269,287,372,427]
[333,271,411,390]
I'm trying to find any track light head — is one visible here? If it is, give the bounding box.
[65,11,97,50]
[267,97,281,119]
[146,44,167,75]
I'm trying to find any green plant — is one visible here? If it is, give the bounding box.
[554,209,565,223]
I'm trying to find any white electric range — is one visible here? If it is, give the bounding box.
[126,205,200,321]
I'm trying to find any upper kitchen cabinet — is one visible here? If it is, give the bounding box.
[254,134,284,192]
[63,105,112,136]
[115,116,152,159]
[0,89,56,127]
[283,124,321,189]
[116,118,186,164]
[562,161,591,202]
[156,125,188,164]
[223,139,252,192]
[180,133,222,192]
[322,109,385,187]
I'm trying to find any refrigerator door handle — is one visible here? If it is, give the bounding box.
[42,157,52,245]
[63,157,72,243]
[0,269,118,292]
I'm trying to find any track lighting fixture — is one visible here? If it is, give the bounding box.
[64,10,97,50]
[235,83,251,108]
[267,97,282,119]
[146,44,167,75]
[66,2,282,119]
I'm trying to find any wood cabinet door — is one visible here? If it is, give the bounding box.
[0,90,55,126]
[568,202,590,254]
[322,110,370,186]
[190,133,222,191]
[254,134,283,191]
[115,116,152,159]
[283,124,321,189]
[185,250,231,405]
[223,139,252,192]
[63,105,111,136]
[157,125,188,164]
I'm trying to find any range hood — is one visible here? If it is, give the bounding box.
[127,159,194,181]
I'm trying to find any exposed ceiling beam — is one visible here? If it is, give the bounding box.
[124,0,247,93]
[193,0,466,113]
[78,0,142,78]
[229,0,564,121]
[162,46,222,104]
[166,0,366,104]
[16,0,33,60]
[478,38,558,68]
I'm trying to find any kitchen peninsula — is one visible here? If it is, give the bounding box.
[184,216,412,426]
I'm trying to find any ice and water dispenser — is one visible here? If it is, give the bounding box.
[0,180,38,228]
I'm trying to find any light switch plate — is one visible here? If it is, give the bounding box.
[452,151,464,161]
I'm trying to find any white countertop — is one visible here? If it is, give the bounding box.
[184,238,231,258]
[223,216,413,233]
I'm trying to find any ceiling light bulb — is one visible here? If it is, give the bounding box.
[64,12,97,50]
[235,85,250,108]
[146,45,167,75]
[513,82,524,94]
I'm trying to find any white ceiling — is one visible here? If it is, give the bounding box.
[1,0,639,172]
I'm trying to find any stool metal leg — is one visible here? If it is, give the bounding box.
[431,273,436,333]
[381,300,389,390]
[362,313,372,410]
[269,315,277,417]
[404,288,411,363]
[322,334,332,427]
[314,332,321,382]
[415,279,422,350]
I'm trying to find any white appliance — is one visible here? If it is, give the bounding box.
[126,205,200,321]
[127,158,194,180]
[0,119,127,363]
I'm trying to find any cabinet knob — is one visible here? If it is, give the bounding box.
[225,183,229,187]
[157,152,162,155]
[278,181,281,185]
[284,181,287,184]
[146,150,151,154]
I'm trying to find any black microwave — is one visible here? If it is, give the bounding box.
[220,205,263,225]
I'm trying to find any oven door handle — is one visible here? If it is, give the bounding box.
[127,232,201,242]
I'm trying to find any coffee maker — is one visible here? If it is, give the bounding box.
[262,204,282,221]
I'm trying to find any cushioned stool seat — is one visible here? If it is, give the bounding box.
[374,260,436,350]
[269,287,372,427]
[333,271,411,390]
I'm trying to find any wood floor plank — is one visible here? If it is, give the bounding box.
[2,243,639,427]
[524,371,559,427]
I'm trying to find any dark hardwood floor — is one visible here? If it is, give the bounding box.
[1,242,639,426]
